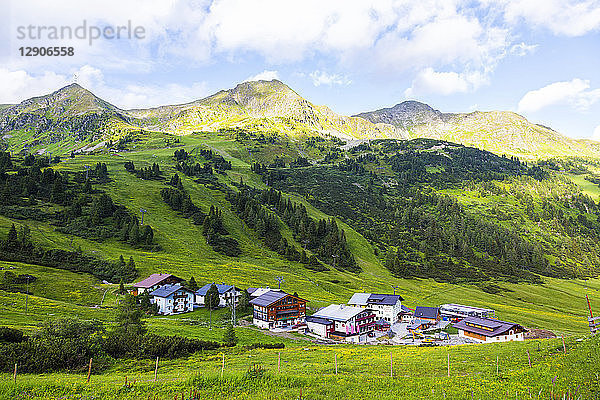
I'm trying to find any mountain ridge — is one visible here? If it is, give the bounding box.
[355,100,600,159]
[1,80,599,159]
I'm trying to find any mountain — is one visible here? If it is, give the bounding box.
[129,80,406,139]
[354,101,451,130]
[0,83,132,132]
[355,101,600,159]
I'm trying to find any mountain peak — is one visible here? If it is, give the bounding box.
[354,100,448,129]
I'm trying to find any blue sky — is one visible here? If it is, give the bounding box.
[1,0,600,139]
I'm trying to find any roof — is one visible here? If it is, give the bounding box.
[249,287,277,298]
[348,293,404,307]
[250,290,288,307]
[368,293,404,305]
[406,318,430,330]
[453,317,526,337]
[348,293,371,306]
[150,284,193,298]
[305,316,333,325]
[400,305,414,313]
[414,306,440,320]
[312,304,367,322]
[133,273,182,288]
[196,283,236,296]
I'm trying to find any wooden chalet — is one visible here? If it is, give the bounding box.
[250,290,307,330]
[453,317,526,343]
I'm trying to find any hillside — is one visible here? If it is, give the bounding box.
[356,101,600,159]
[0,131,599,335]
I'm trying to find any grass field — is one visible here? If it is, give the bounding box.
[0,335,598,399]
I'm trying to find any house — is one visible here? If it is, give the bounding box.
[150,284,195,315]
[250,290,307,330]
[406,318,431,331]
[439,303,496,322]
[413,306,440,324]
[399,305,414,323]
[131,273,183,295]
[195,283,241,307]
[453,317,526,343]
[348,293,404,323]
[307,304,376,343]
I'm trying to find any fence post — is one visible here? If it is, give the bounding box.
[278,352,281,373]
[13,363,17,384]
[561,337,566,354]
[154,356,159,382]
[390,351,393,378]
[496,355,499,375]
[447,353,450,377]
[221,353,225,378]
[527,349,531,368]
[87,358,93,383]
[335,353,338,375]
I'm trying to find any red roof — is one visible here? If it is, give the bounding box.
[133,273,181,288]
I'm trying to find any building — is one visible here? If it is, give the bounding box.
[307,304,376,343]
[347,293,404,323]
[250,291,307,330]
[413,306,440,323]
[439,303,496,322]
[453,317,526,343]
[195,283,241,307]
[150,284,195,315]
[131,273,183,295]
[374,318,391,331]
[399,305,414,323]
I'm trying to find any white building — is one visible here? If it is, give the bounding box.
[348,293,403,323]
[196,283,241,307]
[453,317,526,343]
[150,284,195,315]
[439,303,496,321]
[307,304,376,343]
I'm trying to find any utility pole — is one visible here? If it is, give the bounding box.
[140,208,147,225]
[230,295,236,326]
[276,276,284,290]
[391,285,400,295]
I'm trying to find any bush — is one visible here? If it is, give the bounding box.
[0,327,25,343]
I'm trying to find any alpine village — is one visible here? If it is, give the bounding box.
[0,80,599,399]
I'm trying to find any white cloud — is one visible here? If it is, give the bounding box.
[243,70,280,82]
[404,68,488,97]
[593,124,600,140]
[0,68,70,103]
[309,71,351,87]
[0,65,208,109]
[4,0,513,77]
[491,0,600,37]
[517,79,600,113]
[510,42,538,56]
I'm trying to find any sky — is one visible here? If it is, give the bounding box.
[1,0,600,140]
